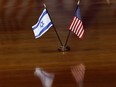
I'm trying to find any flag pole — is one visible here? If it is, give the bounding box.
[43,3,63,47]
[64,0,80,48]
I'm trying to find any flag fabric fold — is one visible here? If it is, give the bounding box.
[69,6,84,38]
[32,9,53,39]
[34,68,55,87]
[71,64,86,87]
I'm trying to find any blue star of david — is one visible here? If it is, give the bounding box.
[40,21,44,28]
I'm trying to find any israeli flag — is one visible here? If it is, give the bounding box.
[32,9,53,39]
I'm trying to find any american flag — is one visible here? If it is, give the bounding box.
[71,64,86,87]
[69,7,84,38]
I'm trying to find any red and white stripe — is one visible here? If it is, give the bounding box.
[71,64,86,83]
[69,16,84,38]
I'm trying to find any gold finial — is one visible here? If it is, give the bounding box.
[77,0,80,5]
[43,3,46,8]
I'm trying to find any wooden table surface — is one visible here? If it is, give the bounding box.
[0,0,116,87]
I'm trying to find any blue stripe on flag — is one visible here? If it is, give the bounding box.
[32,10,48,30]
[35,22,53,38]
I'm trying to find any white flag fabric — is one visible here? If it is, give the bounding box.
[32,9,53,39]
[34,68,55,87]
[71,64,86,87]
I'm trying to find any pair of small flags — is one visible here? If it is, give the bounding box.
[32,0,111,39]
[32,4,84,39]
[34,64,86,87]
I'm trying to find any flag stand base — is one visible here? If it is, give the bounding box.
[58,46,70,52]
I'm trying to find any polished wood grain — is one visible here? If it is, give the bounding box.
[0,0,116,87]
